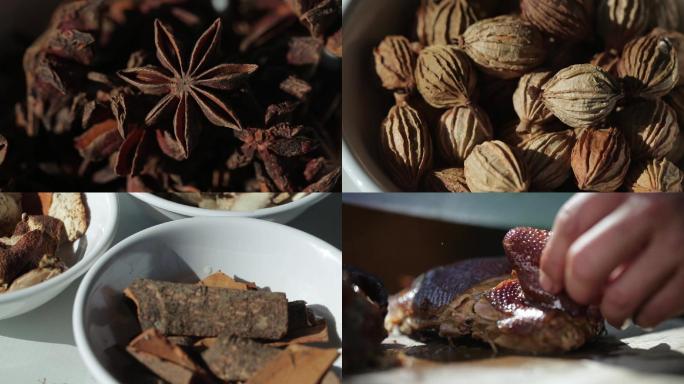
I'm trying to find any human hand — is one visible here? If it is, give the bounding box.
[539,194,684,329]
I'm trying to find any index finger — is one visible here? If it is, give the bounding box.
[540,194,627,294]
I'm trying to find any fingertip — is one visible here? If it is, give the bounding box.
[539,269,559,294]
[635,311,657,330]
[540,235,565,289]
[601,300,629,329]
[620,318,633,331]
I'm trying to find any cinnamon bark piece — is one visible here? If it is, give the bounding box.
[246,344,339,384]
[127,328,210,384]
[199,271,257,290]
[124,279,288,339]
[201,336,281,382]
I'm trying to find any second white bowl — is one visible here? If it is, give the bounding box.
[130,192,328,223]
[73,217,341,384]
[0,193,119,319]
[343,0,420,192]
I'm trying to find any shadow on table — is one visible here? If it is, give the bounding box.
[0,279,80,346]
[380,320,684,377]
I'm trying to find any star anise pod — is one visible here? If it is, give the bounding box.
[229,122,317,193]
[118,18,258,159]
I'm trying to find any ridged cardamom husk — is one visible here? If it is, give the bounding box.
[460,15,547,79]
[513,71,555,127]
[618,33,679,99]
[654,29,684,86]
[626,158,684,192]
[374,35,418,92]
[417,0,480,46]
[437,104,493,165]
[651,0,680,31]
[522,130,576,190]
[571,127,631,191]
[613,99,679,160]
[464,140,530,192]
[596,0,650,50]
[666,85,684,121]
[415,45,477,108]
[520,0,592,41]
[380,94,433,191]
[424,168,470,192]
[667,130,684,164]
[664,87,684,164]
[542,64,623,128]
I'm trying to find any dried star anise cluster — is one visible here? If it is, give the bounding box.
[0,0,341,192]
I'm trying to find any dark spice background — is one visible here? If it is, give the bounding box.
[0,0,341,191]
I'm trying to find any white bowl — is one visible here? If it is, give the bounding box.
[73,217,342,384]
[130,192,329,223]
[343,0,419,192]
[0,193,119,319]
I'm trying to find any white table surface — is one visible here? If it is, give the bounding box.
[0,193,341,384]
[349,320,684,384]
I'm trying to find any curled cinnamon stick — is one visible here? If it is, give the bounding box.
[124,279,288,339]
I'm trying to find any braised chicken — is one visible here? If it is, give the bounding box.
[386,227,605,354]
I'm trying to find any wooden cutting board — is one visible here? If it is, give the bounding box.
[347,319,684,384]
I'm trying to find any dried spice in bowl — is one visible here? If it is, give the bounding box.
[0,193,89,292]
[371,0,684,192]
[123,271,339,384]
[0,0,341,192]
[159,191,309,211]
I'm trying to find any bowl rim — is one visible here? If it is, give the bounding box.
[343,140,384,192]
[72,216,341,384]
[341,0,390,192]
[0,193,119,304]
[129,192,328,218]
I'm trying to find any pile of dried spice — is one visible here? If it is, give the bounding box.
[159,191,309,211]
[371,0,684,192]
[123,272,339,384]
[0,193,88,292]
[0,0,341,192]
